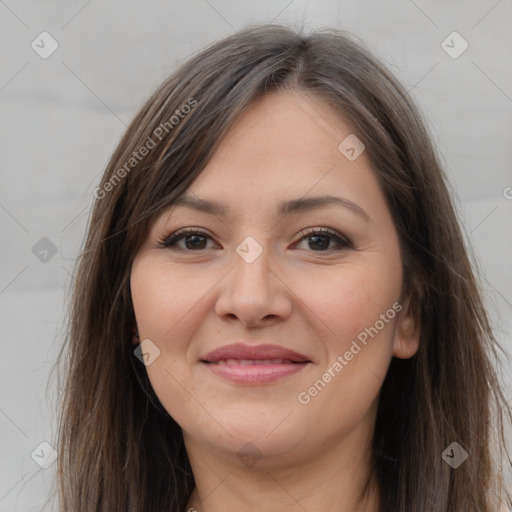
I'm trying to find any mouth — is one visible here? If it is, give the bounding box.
[199,343,312,384]
[204,358,306,366]
[201,359,311,384]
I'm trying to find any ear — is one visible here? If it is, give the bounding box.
[392,288,421,359]
[131,326,140,346]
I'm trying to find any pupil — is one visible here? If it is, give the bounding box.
[310,235,329,250]
[182,234,331,251]
[186,235,206,250]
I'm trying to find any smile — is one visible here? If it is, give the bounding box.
[201,359,310,384]
[208,358,300,365]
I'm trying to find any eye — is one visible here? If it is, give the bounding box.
[293,227,353,252]
[158,228,216,251]
[158,226,352,253]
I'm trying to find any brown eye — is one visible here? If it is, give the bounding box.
[158,227,352,253]
[159,229,216,251]
[295,227,352,252]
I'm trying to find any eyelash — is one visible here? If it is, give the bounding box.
[157,227,353,253]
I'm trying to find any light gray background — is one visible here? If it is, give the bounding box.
[1,1,511,510]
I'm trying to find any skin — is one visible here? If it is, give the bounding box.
[130,89,420,512]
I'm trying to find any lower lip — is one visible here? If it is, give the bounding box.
[201,361,310,384]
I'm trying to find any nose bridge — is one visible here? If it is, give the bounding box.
[231,234,272,299]
[214,232,291,326]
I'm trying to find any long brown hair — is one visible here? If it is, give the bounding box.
[53,23,512,511]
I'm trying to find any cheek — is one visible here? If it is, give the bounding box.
[130,260,209,343]
[297,306,397,435]
[292,259,401,346]
[292,261,400,407]
[130,260,209,427]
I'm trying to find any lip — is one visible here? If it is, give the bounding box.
[200,343,312,384]
[201,343,311,363]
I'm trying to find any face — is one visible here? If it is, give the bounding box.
[130,89,419,468]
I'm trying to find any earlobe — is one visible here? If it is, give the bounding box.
[392,291,421,360]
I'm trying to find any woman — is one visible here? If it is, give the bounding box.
[55,24,512,511]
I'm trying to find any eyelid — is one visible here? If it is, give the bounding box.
[158,227,218,249]
[295,226,353,249]
[158,226,353,251]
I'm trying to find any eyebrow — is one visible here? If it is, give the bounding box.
[172,194,371,223]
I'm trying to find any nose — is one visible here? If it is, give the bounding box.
[214,237,293,329]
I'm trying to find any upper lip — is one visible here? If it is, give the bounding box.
[200,343,311,363]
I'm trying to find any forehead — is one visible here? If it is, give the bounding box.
[168,90,382,220]
[209,89,359,165]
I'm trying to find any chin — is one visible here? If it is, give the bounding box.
[203,420,305,463]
